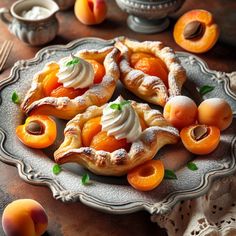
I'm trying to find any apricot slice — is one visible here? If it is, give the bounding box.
[130,52,168,74]
[90,131,129,152]
[16,115,57,149]
[50,86,88,99]
[42,70,61,97]
[180,125,220,155]
[86,59,105,84]
[174,9,220,53]
[127,160,165,191]
[82,116,102,146]
[134,57,169,87]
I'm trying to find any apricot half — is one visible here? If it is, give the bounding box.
[16,115,57,149]
[180,124,220,155]
[127,160,165,191]
[174,9,220,53]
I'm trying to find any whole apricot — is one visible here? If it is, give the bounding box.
[163,96,198,129]
[198,98,233,131]
[74,0,107,25]
[2,199,48,236]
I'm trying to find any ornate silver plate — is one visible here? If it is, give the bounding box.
[0,38,235,215]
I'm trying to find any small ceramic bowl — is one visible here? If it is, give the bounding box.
[0,0,59,46]
[115,0,186,33]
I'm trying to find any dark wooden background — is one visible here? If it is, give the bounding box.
[0,0,235,235]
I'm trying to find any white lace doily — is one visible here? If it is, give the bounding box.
[151,72,236,236]
[151,172,236,236]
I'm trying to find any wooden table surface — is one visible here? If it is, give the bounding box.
[0,0,235,235]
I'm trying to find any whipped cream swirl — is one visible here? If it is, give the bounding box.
[101,97,142,143]
[57,55,94,89]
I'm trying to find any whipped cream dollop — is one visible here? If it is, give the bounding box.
[101,97,142,143]
[57,55,94,89]
[22,6,51,20]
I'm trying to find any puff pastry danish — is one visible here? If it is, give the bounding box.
[21,46,120,120]
[115,37,187,106]
[54,96,179,176]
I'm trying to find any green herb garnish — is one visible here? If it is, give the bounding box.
[110,100,131,111]
[164,169,177,180]
[66,57,80,67]
[53,164,62,175]
[81,173,90,185]
[187,162,198,171]
[12,91,20,104]
[110,103,121,110]
[199,85,215,96]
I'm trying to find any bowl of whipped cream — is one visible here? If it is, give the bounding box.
[0,0,60,46]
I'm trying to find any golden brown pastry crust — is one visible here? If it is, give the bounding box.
[54,101,179,176]
[21,46,120,120]
[115,37,187,107]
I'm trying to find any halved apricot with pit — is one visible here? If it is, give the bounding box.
[127,160,165,191]
[174,9,220,53]
[16,115,57,149]
[180,124,220,155]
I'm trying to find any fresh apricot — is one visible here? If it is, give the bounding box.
[86,59,105,84]
[42,71,61,97]
[198,98,233,131]
[74,0,107,25]
[127,160,165,191]
[50,86,88,99]
[180,124,220,155]
[163,96,198,129]
[82,116,102,146]
[90,131,129,152]
[16,115,57,149]
[174,9,220,53]
[2,199,48,236]
[134,57,169,87]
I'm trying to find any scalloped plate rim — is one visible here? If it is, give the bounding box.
[0,37,235,215]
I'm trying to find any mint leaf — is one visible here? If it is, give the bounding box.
[12,91,20,104]
[110,103,121,110]
[164,169,177,180]
[120,100,131,106]
[53,164,61,175]
[199,85,214,96]
[82,173,90,185]
[66,58,80,67]
[187,162,198,171]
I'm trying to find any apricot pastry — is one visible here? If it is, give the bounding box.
[115,37,187,106]
[54,96,179,176]
[21,46,120,120]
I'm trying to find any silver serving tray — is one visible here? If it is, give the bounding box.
[0,37,235,215]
